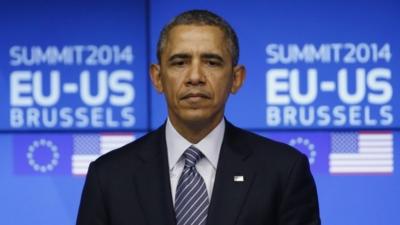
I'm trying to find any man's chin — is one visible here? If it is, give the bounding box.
[180,111,222,127]
[174,111,208,124]
[181,114,209,125]
[169,107,223,127]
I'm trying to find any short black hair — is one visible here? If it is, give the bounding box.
[156,9,239,66]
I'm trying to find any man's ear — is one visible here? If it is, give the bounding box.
[149,64,163,93]
[230,65,246,94]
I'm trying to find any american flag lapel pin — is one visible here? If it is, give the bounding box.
[234,175,244,182]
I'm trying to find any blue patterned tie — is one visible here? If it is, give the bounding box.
[175,146,209,225]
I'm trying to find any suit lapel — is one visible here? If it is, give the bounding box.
[132,122,255,225]
[206,122,256,225]
[133,125,176,225]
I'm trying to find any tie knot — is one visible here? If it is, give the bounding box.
[183,146,203,168]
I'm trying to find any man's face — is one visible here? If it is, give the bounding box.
[150,25,245,127]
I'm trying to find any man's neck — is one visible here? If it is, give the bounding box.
[168,116,224,144]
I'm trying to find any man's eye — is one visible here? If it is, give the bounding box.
[206,60,222,67]
[171,61,186,66]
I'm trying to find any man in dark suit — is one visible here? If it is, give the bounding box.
[77,9,321,225]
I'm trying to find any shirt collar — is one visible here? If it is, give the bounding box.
[165,118,225,170]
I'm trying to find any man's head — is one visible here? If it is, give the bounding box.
[150,10,246,135]
[157,9,239,66]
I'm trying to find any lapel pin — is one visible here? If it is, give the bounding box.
[234,175,245,182]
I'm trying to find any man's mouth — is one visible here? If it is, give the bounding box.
[181,92,211,101]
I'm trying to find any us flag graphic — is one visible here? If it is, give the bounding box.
[329,132,393,174]
[72,133,135,175]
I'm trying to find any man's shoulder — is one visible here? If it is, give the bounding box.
[91,125,164,170]
[226,122,305,160]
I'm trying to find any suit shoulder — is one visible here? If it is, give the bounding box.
[91,127,163,169]
[228,123,305,160]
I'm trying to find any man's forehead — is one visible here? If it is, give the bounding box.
[163,25,228,55]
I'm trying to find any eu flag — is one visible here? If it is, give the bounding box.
[13,134,73,175]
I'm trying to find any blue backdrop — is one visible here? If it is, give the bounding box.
[0,0,399,224]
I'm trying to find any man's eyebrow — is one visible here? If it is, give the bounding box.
[168,53,191,62]
[201,53,224,62]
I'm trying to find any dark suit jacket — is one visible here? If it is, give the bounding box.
[76,121,321,225]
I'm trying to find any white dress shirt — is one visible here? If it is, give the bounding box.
[165,118,225,205]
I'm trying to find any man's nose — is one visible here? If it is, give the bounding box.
[186,61,206,86]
